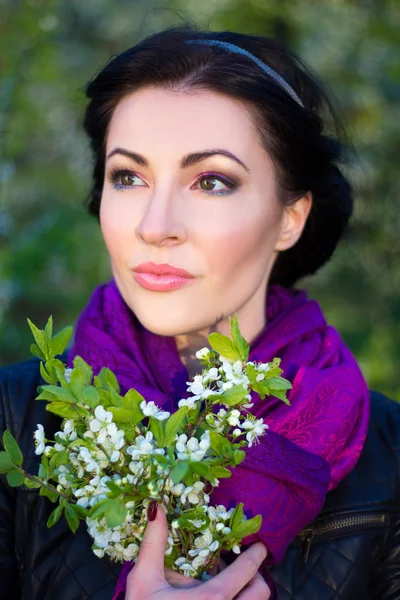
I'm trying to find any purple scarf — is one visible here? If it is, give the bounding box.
[67,279,370,598]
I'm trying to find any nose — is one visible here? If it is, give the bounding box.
[135,186,186,248]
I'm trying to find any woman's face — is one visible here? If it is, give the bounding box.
[100,87,309,341]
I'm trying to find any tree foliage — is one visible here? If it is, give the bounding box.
[0,0,399,399]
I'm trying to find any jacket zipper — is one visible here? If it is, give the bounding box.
[297,513,387,563]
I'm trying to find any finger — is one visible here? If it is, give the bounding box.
[134,501,169,581]
[203,542,268,599]
[235,571,270,600]
[164,567,202,589]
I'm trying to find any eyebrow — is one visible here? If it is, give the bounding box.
[106,147,250,173]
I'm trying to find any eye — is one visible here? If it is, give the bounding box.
[192,172,237,196]
[108,168,146,190]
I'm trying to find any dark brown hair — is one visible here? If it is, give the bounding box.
[83,23,355,287]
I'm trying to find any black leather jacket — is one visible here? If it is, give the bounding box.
[1,357,399,600]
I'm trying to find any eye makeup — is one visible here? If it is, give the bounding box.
[106,165,240,197]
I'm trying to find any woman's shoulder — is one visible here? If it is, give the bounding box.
[0,355,66,454]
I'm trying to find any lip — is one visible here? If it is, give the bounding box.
[132,262,196,292]
[133,262,195,278]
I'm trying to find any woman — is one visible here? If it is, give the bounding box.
[0,24,399,600]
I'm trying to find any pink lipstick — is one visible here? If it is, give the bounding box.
[132,262,196,292]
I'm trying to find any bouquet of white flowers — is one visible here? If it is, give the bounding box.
[0,315,292,579]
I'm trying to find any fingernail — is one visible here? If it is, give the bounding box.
[147,500,158,521]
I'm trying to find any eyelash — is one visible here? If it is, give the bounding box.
[107,167,238,197]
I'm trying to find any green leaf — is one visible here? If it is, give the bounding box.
[123,389,145,425]
[40,361,57,385]
[51,326,73,357]
[46,402,78,419]
[229,314,250,361]
[178,510,211,531]
[108,387,125,407]
[71,503,89,519]
[3,430,23,466]
[44,315,53,339]
[209,430,232,455]
[163,406,188,446]
[41,454,51,480]
[47,502,64,527]
[265,377,292,391]
[65,503,80,533]
[49,451,69,470]
[6,469,25,487]
[149,417,165,446]
[221,384,249,407]
[40,486,59,502]
[30,343,46,361]
[164,546,179,568]
[271,389,291,406]
[88,498,110,520]
[234,515,262,538]
[27,318,52,360]
[189,461,212,480]
[210,465,232,479]
[37,385,76,404]
[24,478,41,489]
[233,450,246,465]
[73,356,93,385]
[69,368,85,400]
[104,499,128,528]
[230,503,245,531]
[170,461,189,484]
[108,406,134,423]
[208,332,241,361]
[81,386,100,408]
[97,367,120,394]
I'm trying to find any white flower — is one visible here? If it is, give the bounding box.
[188,529,219,560]
[55,419,77,442]
[78,446,99,473]
[165,535,175,555]
[258,363,271,373]
[64,368,73,382]
[181,481,205,505]
[175,557,196,577]
[203,367,220,384]
[128,460,144,478]
[187,375,205,396]
[178,397,199,410]
[207,505,234,522]
[106,542,139,562]
[175,431,210,461]
[227,409,241,427]
[195,347,211,360]
[87,518,113,548]
[140,400,170,421]
[127,431,164,460]
[170,482,185,496]
[241,418,269,447]
[232,544,241,554]
[89,405,113,441]
[34,424,45,455]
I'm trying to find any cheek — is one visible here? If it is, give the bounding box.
[198,206,279,283]
[99,195,136,259]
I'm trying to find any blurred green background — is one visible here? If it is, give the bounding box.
[1,0,399,399]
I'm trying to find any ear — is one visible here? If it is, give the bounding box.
[274,192,312,252]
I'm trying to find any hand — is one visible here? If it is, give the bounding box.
[125,502,270,599]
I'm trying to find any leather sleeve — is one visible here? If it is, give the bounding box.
[368,515,400,599]
[0,365,22,599]
[369,394,400,600]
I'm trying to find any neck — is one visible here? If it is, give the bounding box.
[174,286,269,379]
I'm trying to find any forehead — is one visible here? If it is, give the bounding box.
[106,87,261,159]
